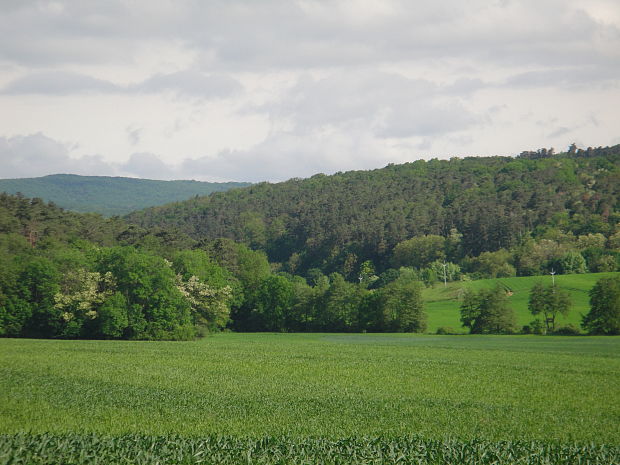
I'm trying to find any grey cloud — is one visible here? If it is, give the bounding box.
[266,71,480,138]
[179,129,403,182]
[1,70,243,98]
[377,100,480,139]
[1,1,618,74]
[548,126,573,138]
[121,152,174,179]
[135,71,243,98]
[1,71,120,95]
[126,127,143,146]
[505,64,620,89]
[0,133,116,178]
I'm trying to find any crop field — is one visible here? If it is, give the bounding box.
[1,333,619,463]
[422,271,619,332]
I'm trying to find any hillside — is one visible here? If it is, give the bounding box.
[422,271,620,332]
[0,174,251,216]
[127,145,620,276]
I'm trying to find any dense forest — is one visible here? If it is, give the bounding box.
[128,145,620,278]
[0,174,250,216]
[1,145,619,339]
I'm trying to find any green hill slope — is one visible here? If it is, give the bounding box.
[0,174,251,216]
[423,271,620,332]
[126,145,620,276]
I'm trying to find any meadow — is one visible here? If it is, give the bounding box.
[1,333,619,463]
[422,271,619,332]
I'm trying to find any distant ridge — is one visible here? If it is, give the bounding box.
[0,174,251,216]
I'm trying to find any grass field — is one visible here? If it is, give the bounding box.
[1,333,619,463]
[422,271,619,332]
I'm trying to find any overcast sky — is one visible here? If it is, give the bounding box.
[1,0,619,182]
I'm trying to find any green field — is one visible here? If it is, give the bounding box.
[1,333,619,463]
[423,272,619,333]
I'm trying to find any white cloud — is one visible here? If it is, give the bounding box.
[0,0,618,182]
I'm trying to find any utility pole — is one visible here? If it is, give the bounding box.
[442,261,448,287]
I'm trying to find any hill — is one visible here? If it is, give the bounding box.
[423,271,620,332]
[127,145,620,277]
[0,174,251,216]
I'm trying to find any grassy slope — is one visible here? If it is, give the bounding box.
[422,272,620,333]
[1,334,618,444]
[0,174,251,216]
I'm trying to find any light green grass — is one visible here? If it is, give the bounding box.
[1,334,619,445]
[422,272,620,333]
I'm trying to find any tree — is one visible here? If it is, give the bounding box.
[378,274,426,332]
[250,274,294,331]
[175,274,232,331]
[528,282,571,333]
[460,286,516,334]
[96,292,129,339]
[555,251,587,274]
[469,249,515,278]
[96,247,193,340]
[318,273,364,332]
[20,257,61,337]
[391,235,446,269]
[53,269,116,338]
[582,276,620,335]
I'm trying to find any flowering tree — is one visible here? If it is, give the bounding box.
[54,269,116,337]
[175,274,232,330]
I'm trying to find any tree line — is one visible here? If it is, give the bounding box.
[1,143,619,340]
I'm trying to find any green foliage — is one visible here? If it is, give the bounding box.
[1,434,618,465]
[127,147,620,276]
[378,274,426,332]
[528,282,572,332]
[240,275,293,331]
[392,235,446,269]
[469,249,516,278]
[583,276,620,334]
[555,250,587,274]
[19,257,61,338]
[95,247,193,340]
[319,273,365,332]
[96,292,129,339]
[460,286,516,334]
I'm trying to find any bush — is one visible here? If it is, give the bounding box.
[436,326,456,335]
[553,324,581,336]
[527,319,546,335]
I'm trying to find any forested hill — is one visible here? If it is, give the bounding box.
[0,174,251,216]
[127,145,620,276]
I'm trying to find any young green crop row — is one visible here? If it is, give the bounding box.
[2,434,618,465]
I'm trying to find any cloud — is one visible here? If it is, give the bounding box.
[504,64,620,89]
[126,126,143,146]
[1,69,243,98]
[0,133,116,178]
[121,152,174,179]
[135,71,243,98]
[265,70,481,139]
[1,0,618,73]
[1,71,120,95]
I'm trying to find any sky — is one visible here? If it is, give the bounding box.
[0,0,619,182]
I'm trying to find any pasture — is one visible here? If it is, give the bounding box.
[422,271,619,332]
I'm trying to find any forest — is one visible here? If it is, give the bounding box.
[0,174,250,216]
[1,145,619,339]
